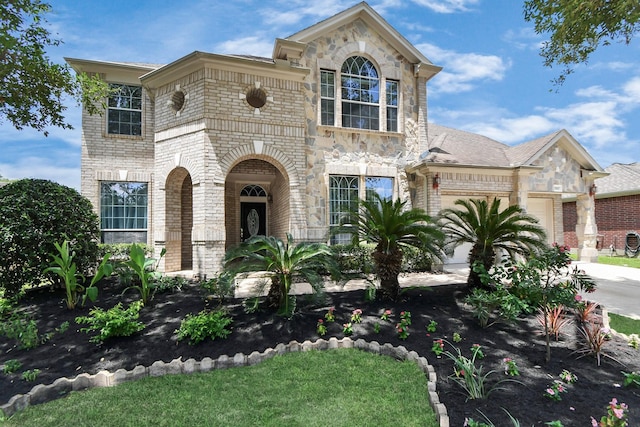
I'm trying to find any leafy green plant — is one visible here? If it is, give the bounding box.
[544,381,567,401]
[0,179,100,298]
[176,309,233,345]
[153,275,187,294]
[465,408,523,426]
[0,316,40,349]
[342,322,353,336]
[537,305,572,341]
[621,371,640,388]
[201,272,234,304]
[2,359,22,374]
[431,339,444,356]
[350,308,362,323]
[452,332,462,343]
[44,240,113,309]
[502,357,519,376]
[76,301,145,343]
[122,244,166,305]
[316,319,327,336]
[380,309,392,322]
[242,297,261,314]
[442,342,516,400]
[426,320,438,333]
[464,284,527,328]
[628,334,639,350]
[21,369,40,382]
[325,307,336,322]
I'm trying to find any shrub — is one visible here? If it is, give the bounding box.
[76,301,145,343]
[201,272,234,304]
[176,309,233,345]
[2,359,22,374]
[0,179,99,297]
[0,315,40,349]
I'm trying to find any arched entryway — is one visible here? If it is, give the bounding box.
[164,167,193,272]
[224,158,290,249]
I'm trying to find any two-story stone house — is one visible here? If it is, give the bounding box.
[66,2,605,278]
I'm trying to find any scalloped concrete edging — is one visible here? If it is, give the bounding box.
[1,337,449,426]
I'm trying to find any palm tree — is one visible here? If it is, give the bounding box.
[339,193,444,301]
[438,198,548,289]
[223,233,339,315]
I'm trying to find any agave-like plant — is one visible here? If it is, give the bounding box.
[337,193,444,300]
[223,234,340,315]
[438,198,547,289]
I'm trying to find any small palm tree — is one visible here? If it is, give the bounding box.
[438,198,547,289]
[223,234,339,315]
[339,193,444,300]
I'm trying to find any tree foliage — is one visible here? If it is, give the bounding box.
[0,0,110,135]
[0,179,100,297]
[524,0,640,85]
[339,193,445,300]
[438,198,547,289]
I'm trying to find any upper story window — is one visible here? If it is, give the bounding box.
[320,70,336,126]
[386,80,398,133]
[341,56,379,130]
[108,84,142,136]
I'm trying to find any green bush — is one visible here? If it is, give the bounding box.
[401,245,434,273]
[76,301,145,343]
[331,244,375,275]
[0,315,40,349]
[0,179,100,297]
[176,309,233,345]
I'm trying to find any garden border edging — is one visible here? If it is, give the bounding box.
[0,337,449,426]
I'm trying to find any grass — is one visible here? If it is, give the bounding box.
[597,255,640,269]
[0,349,438,427]
[609,312,640,336]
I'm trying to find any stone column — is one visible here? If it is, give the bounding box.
[416,75,428,155]
[576,192,598,262]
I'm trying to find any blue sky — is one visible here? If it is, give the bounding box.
[2,0,639,190]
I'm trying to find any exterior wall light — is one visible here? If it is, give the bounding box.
[589,183,597,197]
[432,173,440,192]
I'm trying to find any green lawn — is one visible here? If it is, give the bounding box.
[1,349,439,427]
[609,312,640,336]
[597,255,640,269]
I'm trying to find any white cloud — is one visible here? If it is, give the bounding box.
[410,0,479,13]
[502,27,542,51]
[418,42,509,93]
[215,36,275,58]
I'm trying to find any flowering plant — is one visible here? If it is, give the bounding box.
[325,307,335,322]
[544,381,567,401]
[426,320,438,333]
[452,332,462,343]
[431,339,444,356]
[380,309,392,321]
[559,369,577,384]
[590,398,629,426]
[503,357,520,376]
[400,311,411,325]
[396,322,409,340]
[470,344,484,359]
[316,319,327,336]
[342,322,353,336]
[350,308,362,323]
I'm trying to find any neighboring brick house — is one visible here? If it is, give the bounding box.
[564,162,640,256]
[66,2,605,278]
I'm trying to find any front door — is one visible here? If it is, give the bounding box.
[240,202,266,241]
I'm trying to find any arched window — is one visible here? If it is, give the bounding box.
[340,56,379,130]
[240,184,267,197]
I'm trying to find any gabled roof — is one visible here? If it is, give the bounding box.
[419,124,604,173]
[274,2,441,80]
[595,163,640,196]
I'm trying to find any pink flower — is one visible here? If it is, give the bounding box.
[384,309,392,315]
[575,294,583,302]
[317,319,323,324]
[590,417,598,427]
[613,407,624,419]
[546,388,555,395]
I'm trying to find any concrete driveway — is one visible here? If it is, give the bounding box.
[574,261,640,319]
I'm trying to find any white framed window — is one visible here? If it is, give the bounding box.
[100,182,148,243]
[341,56,379,130]
[107,84,142,136]
[329,175,394,244]
[320,70,335,126]
[386,79,398,132]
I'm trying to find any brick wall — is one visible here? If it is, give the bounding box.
[563,194,640,251]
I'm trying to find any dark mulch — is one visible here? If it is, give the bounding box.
[1,277,639,426]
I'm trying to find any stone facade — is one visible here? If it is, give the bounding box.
[67,3,605,277]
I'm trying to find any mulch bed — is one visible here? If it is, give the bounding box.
[1,277,639,426]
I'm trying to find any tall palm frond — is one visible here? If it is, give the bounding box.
[337,193,444,300]
[223,234,339,314]
[439,198,547,288]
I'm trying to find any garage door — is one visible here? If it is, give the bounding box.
[527,198,554,245]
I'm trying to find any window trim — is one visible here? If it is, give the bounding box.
[99,181,149,232]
